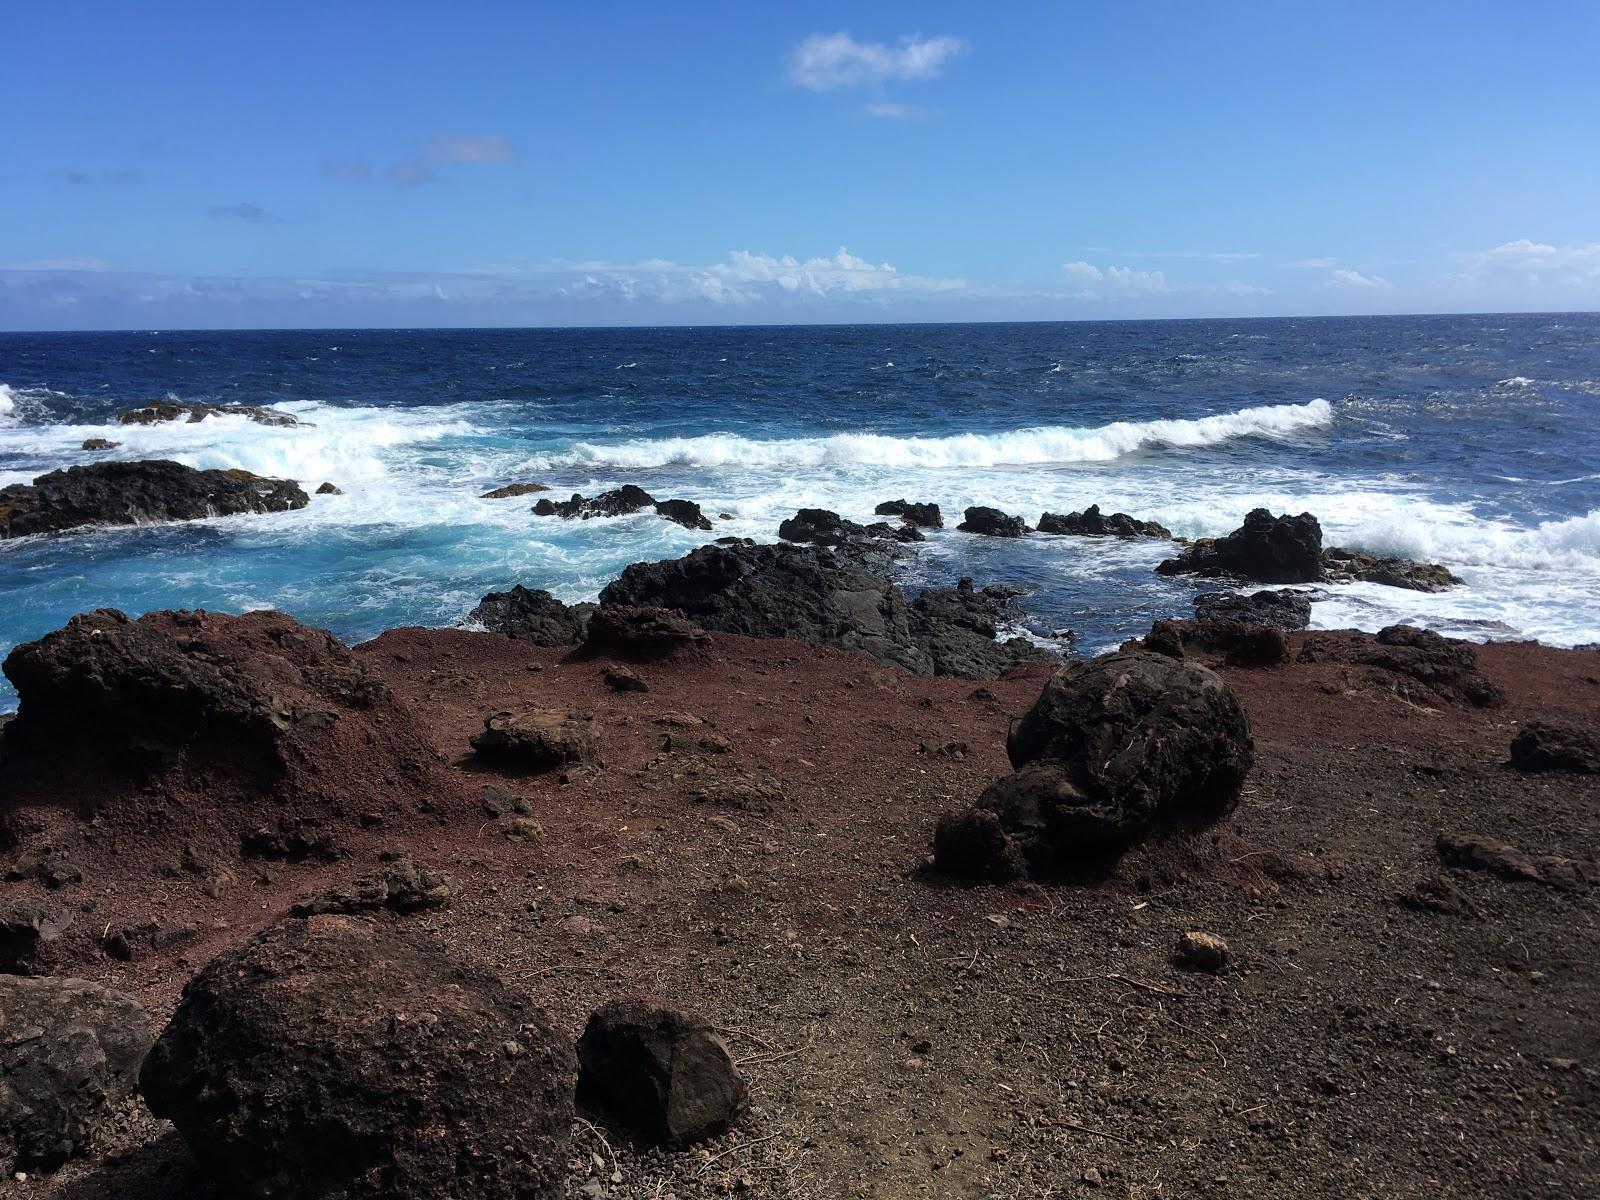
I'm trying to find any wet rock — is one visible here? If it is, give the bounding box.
[140,916,575,1200]
[866,520,925,543]
[115,400,303,427]
[1143,618,1290,667]
[469,584,596,646]
[534,485,657,520]
[874,499,943,528]
[1436,833,1595,890]
[583,605,706,660]
[780,508,921,547]
[0,460,309,539]
[290,855,454,917]
[654,498,714,531]
[0,905,72,975]
[1157,509,1323,583]
[957,506,1030,537]
[1174,931,1229,972]
[1322,546,1461,592]
[1193,588,1312,631]
[599,541,1056,679]
[935,652,1253,877]
[0,975,152,1173]
[480,481,551,499]
[79,438,119,451]
[577,999,748,1148]
[1037,504,1172,539]
[315,481,343,495]
[471,708,596,770]
[1510,721,1599,774]
[603,665,649,692]
[1299,625,1504,707]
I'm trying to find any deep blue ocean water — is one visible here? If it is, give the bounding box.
[4,315,1599,709]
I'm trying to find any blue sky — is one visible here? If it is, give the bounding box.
[3,1,1598,329]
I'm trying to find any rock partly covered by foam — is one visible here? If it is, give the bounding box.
[598,541,1056,679]
[874,499,943,528]
[534,486,713,530]
[1037,504,1172,539]
[0,460,308,539]
[140,916,576,1200]
[1193,588,1313,631]
[469,585,596,646]
[480,481,551,499]
[0,609,463,847]
[1322,546,1463,592]
[0,975,152,1173]
[1157,508,1323,583]
[957,506,1031,538]
[577,999,748,1148]
[935,651,1253,878]
[115,400,304,427]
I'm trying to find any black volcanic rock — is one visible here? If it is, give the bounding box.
[140,916,575,1200]
[1194,588,1313,631]
[779,508,922,548]
[598,541,1055,679]
[0,460,308,539]
[1509,722,1599,774]
[533,486,713,530]
[654,498,714,530]
[874,499,943,528]
[1037,504,1172,539]
[957,506,1031,537]
[1322,546,1462,592]
[116,400,303,427]
[469,585,595,646]
[1157,508,1323,583]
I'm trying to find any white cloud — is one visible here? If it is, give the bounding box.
[1468,239,1600,288]
[1326,268,1390,289]
[1284,256,1338,269]
[1082,247,1261,262]
[2,257,113,272]
[427,134,517,164]
[788,32,964,91]
[863,102,920,119]
[1061,261,1169,299]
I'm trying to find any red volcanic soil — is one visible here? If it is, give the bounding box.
[4,628,1597,1199]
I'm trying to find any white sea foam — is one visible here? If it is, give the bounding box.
[530,398,1336,471]
[0,386,14,426]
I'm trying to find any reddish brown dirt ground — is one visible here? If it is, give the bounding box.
[5,629,1598,1199]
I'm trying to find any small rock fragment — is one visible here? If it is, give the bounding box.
[1175,931,1229,973]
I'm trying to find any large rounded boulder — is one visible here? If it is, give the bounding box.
[140,916,576,1200]
[936,652,1253,878]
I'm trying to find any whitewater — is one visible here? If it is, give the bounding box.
[2,316,1598,709]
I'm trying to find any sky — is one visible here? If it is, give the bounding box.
[3,1,1599,330]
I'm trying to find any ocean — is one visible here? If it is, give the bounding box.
[3,314,1599,710]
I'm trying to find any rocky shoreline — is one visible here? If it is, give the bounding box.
[0,462,1594,1199]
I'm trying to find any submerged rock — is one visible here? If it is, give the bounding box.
[1037,504,1172,539]
[140,916,575,1200]
[577,999,748,1148]
[1194,588,1312,631]
[116,400,304,427]
[874,499,943,528]
[1322,546,1461,592]
[1157,508,1323,583]
[598,541,1056,679]
[79,437,119,451]
[469,585,596,646]
[480,481,551,499]
[0,976,151,1174]
[315,481,343,495]
[957,506,1031,537]
[0,460,308,539]
[534,486,713,530]
[935,651,1253,878]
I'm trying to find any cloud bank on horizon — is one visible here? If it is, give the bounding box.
[3,6,1598,329]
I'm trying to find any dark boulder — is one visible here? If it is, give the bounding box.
[315,481,343,496]
[780,508,922,547]
[1322,547,1462,592]
[140,916,575,1200]
[0,460,308,539]
[583,605,706,660]
[289,855,455,917]
[1509,722,1599,774]
[598,542,1055,679]
[1143,618,1291,667]
[534,485,657,520]
[0,905,72,976]
[1194,588,1312,631]
[957,506,1030,537]
[866,520,925,543]
[468,585,596,646]
[935,652,1253,877]
[1157,509,1323,583]
[577,999,748,1148]
[471,708,596,770]
[874,499,943,528]
[1298,625,1503,708]
[0,975,152,1173]
[1037,504,1172,539]
[116,400,303,428]
[1436,834,1595,890]
[79,438,119,451]
[654,497,714,531]
[480,481,551,499]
